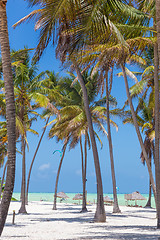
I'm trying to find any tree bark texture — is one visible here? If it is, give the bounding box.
[74,64,106,222]
[80,136,87,212]
[53,143,67,210]
[0,1,16,235]
[145,153,152,208]
[153,40,160,228]
[19,136,27,214]
[26,117,50,204]
[121,63,157,203]
[106,73,121,213]
[156,0,160,67]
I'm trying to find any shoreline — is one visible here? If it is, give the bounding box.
[12,193,156,208]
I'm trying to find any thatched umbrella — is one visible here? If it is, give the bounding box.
[124,191,146,206]
[103,195,113,205]
[73,193,83,204]
[131,191,146,200]
[56,192,69,200]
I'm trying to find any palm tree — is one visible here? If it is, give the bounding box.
[25,116,50,204]
[49,74,118,212]
[25,70,61,204]
[10,48,49,213]
[105,69,121,213]
[133,0,160,226]
[121,62,156,198]
[79,133,88,212]
[52,140,68,210]
[123,99,155,208]
[0,0,16,235]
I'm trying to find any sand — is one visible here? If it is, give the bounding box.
[1,201,160,240]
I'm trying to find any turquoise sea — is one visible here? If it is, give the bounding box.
[12,193,156,208]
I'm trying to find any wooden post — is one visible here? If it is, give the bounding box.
[12,210,15,225]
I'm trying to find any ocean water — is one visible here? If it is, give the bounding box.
[12,193,156,208]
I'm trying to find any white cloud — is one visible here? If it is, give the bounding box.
[38,163,50,171]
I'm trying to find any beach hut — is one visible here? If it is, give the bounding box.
[56,192,69,202]
[73,193,83,204]
[103,195,113,205]
[124,191,146,206]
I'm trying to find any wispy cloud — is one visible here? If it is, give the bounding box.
[39,163,50,171]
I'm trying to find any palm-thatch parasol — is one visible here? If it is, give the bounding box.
[124,191,146,206]
[103,195,113,205]
[56,192,69,199]
[73,193,83,200]
[73,193,83,204]
[131,191,146,200]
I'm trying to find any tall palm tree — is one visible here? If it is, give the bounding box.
[133,0,160,227]
[10,48,49,213]
[0,0,16,235]
[49,74,118,212]
[123,99,155,208]
[25,116,50,204]
[25,70,61,204]
[79,133,88,212]
[105,69,121,213]
[12,52,37,214]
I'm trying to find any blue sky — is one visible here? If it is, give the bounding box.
[0,0,152,194]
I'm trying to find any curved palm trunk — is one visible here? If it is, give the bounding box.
[153,40,160,228]
[0,1,16,235]
[74,64,106,222]
[19,136,27,214]
[121,63,157,203]
[53,143,67,210]
[26,117,50,204]
[0,160,8,201]
[80,136,87,212]
[106,73,121,213]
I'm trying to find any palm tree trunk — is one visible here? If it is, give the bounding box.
[53,143,67,210]
[26,117,50,204]
[0,1,16,235]
[74,63,106,222]
[19,136,27,214]
[121,63,157,203]
[145,180,152,208]
[84,133,87,206]
[156,0,160,64]
[153,39,160,228]
[80,136,87,212]
[0,160,8,201]
[105,72,121,213]
[145,153,152,208]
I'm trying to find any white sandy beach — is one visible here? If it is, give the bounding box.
[1,201,160,240]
